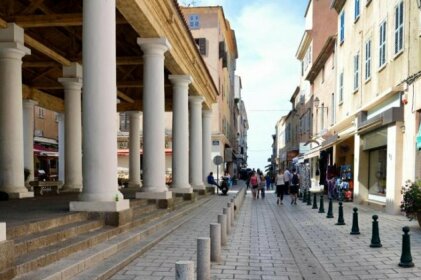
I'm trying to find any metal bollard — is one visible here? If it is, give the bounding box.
[175,261,194,280]
[399,226,414,267]
[370,215,382,248]
[197,237,210,280]
[223,207,231,234]
[312,193,318,209]
[210,223,221,262]
[326,199,334,218]
[318,194,325,213]
[350,207,360,235]
[217,214,227,246]
[335,201,346,225]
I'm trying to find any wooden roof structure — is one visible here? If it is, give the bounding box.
[0,0,218,112]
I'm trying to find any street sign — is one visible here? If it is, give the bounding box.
[213,155,223,165]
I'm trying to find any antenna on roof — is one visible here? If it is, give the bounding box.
[181,0,200,7]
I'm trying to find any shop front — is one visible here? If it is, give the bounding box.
[354,103,404,214]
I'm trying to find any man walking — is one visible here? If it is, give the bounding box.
[284,168,292,194]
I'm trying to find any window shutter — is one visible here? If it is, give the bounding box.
[198,38,207,55]
[219,41,225,59]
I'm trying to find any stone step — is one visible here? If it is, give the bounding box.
[128,199,150,209]
[131,203,158,218]
[7,212,89,240]
[14,219,104,258]
[15,196,213,280]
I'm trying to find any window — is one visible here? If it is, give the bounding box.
[339,71,344,104]
[340,11,345,44]
[365,39,372,80]
[394,1,404,55]
[321,66,325,83]
[379,20,387,67]
[38,107,45,119]
[353,52,359,91]
[188,14,200,29]
[321,103,325,130]
[194,38,207,55]
[354,0,360,21]
[368,147,387,196]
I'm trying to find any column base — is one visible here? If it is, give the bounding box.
[206,186,216,195]
[136,191,172,200]
[61,184,82,193]
[7,191,34,199]
[69,199,130,212]
[120,186,143,199]
[172,187,193,194]
[182,192,197,201]
[128,182,142,189]
[193,189,206,195]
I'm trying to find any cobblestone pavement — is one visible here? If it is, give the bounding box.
[111,183,421,280]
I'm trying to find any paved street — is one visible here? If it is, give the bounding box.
[112,182,421,280]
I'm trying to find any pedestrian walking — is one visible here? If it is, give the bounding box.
[290,168,299,205]
[275,169,286,205]
[265,174,272,191]
[249,171,259,199]
[284,168,292,194]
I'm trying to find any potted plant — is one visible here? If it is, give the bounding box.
[400,180,421,226]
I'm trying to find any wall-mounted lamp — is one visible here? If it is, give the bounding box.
[314,97,320,108]
[417,0,421,9]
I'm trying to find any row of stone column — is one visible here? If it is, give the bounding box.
[0,0,213,211]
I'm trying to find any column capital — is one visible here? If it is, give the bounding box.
[137,37,171,55]
[63,62,83,79]
[202,109,213,118]
[23,99,38,108]
[169,75,193,86]
[189,95,204,105]
[58,77,83,90]
[0,23,30,57]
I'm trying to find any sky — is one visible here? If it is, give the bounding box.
[182,0,308,170]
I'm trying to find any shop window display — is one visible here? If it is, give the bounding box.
[368,147,387,196]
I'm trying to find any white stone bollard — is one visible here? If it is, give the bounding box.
[223,207,231,234]
[0,222,5,241]
[228,202,234,227]
[175,261,194,280]
[210,223,221,262]
[197,237,210,280]
[217,214,227,246]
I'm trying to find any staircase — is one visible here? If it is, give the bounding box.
[10,193,211,280]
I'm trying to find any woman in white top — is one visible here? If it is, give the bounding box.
[275,169,285,204]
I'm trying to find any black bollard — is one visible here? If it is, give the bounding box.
[307,191,312,206]
[399,226,414,267]
[302,189,307,203]
[318,194,325,213]
[369,215,382,248]
[326,199,334,218]
[335,202,345,225]
[350,207,360,235]
[312,193,318,209]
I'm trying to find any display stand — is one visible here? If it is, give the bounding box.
[337,165,353,202]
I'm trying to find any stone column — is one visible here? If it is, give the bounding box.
[23,100,37,183]
[202,109,212,185]
[57,113,65,182]
[128,111,142,189]
[70,0,129,212]
[0,23,33,198]
[136,38,172,201]
[189,96,205,191]
[58,63,83,192]
[169,75,193,194]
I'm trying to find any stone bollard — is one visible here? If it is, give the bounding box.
[326,199,334,218]
[197,237,210,280]
[307,191,312,206]
[175,261,194,280]
[229,203,234,227]
[370,215,382,248]
[312,193,318,209]
[318,194,325,213]
[217,214,227,246]
[335,201,345,225]
[350,207,360,235]
[210,223,221,262]
[399,226,414,267]
[223,207,231,235]
[302,189,307,203]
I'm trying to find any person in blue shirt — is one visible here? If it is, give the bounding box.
[207,172,219,188]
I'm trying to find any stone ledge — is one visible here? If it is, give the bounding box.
[136,191,172,200]
[8,191,34,199]
[69,200,130,212]
[205,186,216,194]
[0,223,5,242]
[0,240,16,280]
[193,189,206,195]
[172,188,193,194]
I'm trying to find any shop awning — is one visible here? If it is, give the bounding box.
[34,143,58,157]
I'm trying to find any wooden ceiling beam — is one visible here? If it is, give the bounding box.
[22,84,64,112]
[20,0,45,15]
[117,57,143,66]
[117,91,135,103]
[13,13,127,28]
[24,34,71,66]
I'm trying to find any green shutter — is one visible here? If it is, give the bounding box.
[416,123,421,150]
